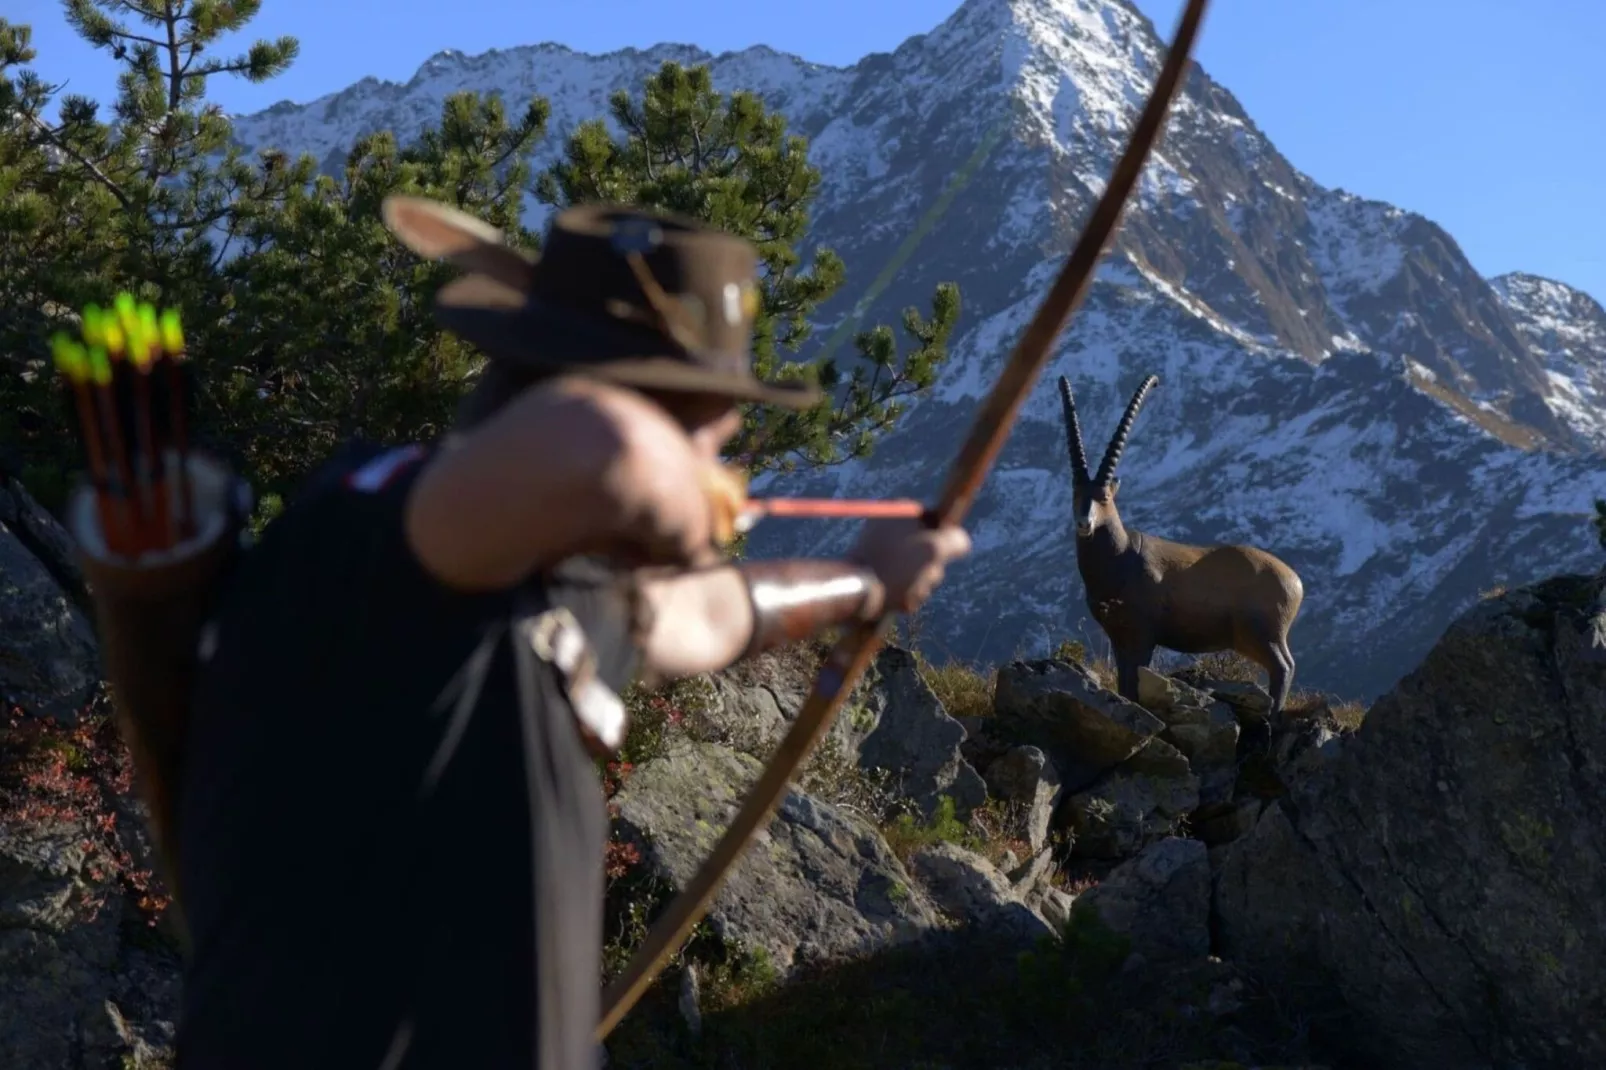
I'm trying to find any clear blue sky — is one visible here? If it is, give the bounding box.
[14,0,1606,302]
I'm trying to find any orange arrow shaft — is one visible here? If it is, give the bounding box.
[743,497,924,520]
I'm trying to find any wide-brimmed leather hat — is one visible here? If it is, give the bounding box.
[380,195,822,409]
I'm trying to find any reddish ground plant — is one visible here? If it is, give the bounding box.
[602,758,644,880]
[0,699,172,926]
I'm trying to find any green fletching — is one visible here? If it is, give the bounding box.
[87,347,113,385]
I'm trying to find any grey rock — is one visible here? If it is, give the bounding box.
[982,744,1064,852]
[0,812,178,1069]
[705,646,988,823]
[1172,675,1274,725]
[906,841,1053,943]
[1007,846,1056,900]
[993,658,1165,791]
[1193,796,1264,846]
[1075,837,1211,968]
[1135,667,1216,716]
[1062,738,1200,859]
[0,477,86,603]
[856,647,988,821]
[1159,701,1241,809]
[611,739,940,976]
[677,965,702,1039]
[0,482,99,722]
[1037,887,1076,933]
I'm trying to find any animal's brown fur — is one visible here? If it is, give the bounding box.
[1058,373,1306,714]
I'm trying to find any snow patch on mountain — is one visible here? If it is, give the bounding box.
[1493,271,1606,449]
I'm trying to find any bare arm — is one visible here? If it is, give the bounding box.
[631,560,886,684]
[404,377,699,591]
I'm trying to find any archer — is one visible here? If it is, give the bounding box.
[170,198,971,1069]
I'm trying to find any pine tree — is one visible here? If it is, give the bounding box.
[537,60,962,475]
[0,19,123,501]
[0,2,302,505]
[213,90,549,501]
[8,19,960,509]
[2,6,548,506]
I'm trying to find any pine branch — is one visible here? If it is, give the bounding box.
[19,110,132,209]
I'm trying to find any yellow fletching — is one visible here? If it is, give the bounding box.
[126,307,153,366]
[103,321,125,356]
[159,308,184,354]
[81,304,105,348]
[113,292,138,338]
[138,304,159,352]
[50,334,86,380]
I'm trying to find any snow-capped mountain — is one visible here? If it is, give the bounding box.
[229,0,1606,699]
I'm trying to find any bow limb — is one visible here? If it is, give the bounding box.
[596,0,1211,1038]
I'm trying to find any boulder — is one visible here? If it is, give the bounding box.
[0,812,178,1068]
[905,841,1053,944]
[1076,837,1211,968]
[981,744,1063,852]
[703,645,987,822]
[611,739,940,976]
[1062,738,1200,859]
[855,648,987,821]
[1138,667,1240,809]
[1212,572,1606,1070]
[993,658,1164,790]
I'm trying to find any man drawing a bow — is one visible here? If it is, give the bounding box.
[172,198,972,1069]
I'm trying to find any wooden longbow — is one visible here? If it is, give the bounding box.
[597,0,1212,1038]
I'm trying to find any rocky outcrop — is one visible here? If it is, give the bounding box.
[980,744,1062,853]
[701,645,987,821]
[905,841,1053,944]
[1212,571,1606,1070]
[0,761,178,1069]
[610,738,942,975]
[991,659,1165,791]
[854,648,988,821]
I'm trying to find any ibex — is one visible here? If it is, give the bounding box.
[1057,373,1306,716]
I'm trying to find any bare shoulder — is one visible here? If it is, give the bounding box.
[403,377,639,592]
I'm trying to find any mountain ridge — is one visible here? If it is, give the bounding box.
[224,0,1606,698]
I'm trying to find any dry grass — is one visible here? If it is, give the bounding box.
[717,638,829,692]
[916,656,996,719]
[1050,639,1117,688]
[796,735,909,826]
[964,797,1039,872]
[1329,699,1369,731]
[1183,650,1265,684]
